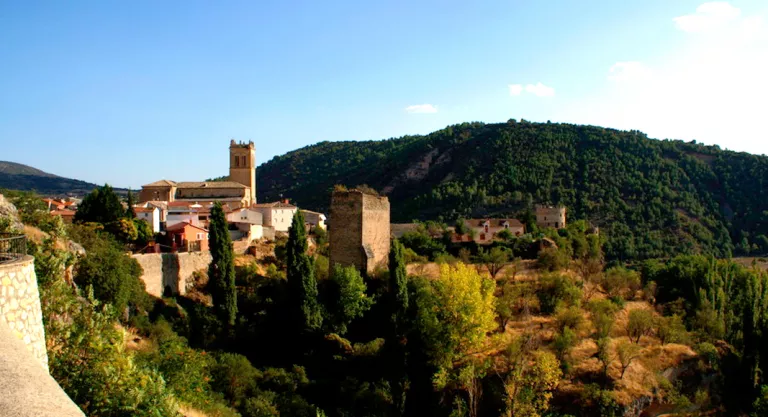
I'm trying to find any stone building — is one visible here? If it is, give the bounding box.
[535,205,567,229]
[138,140,256,207]
[329,190,390,274]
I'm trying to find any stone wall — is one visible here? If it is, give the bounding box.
[362,193,390,272]
[132,251,212,298]
[329,190,390,274]
[0,255,48,370]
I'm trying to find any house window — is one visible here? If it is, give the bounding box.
[206,233,210,239]
[242,155,247,167]
[480,233,486,240]
[196,233,202,240]
[484,225,489,233]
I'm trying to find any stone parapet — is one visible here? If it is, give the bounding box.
[0,255,48,370]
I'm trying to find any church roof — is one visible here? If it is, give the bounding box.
[142,179,177,187]
[252,201,297,209]
[175,181,247,189]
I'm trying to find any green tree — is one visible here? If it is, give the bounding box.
[325,264,373,334]
[126,189,136,218]
[476,246,510,279]
[616,340,641,379]
[208,202,237,327]
[627,309,654,343]
[74,184,126,225]
[416,263,496,388]
[389,238,409,331]
[287,210,322,332]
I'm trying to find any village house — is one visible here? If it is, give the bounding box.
[50,209,76,223]
[301,209,327,231]
[133,206,160,233]
[251,200,297,233]
[535,205,567,229]
[166,222,209,252]
[452,218,526,244]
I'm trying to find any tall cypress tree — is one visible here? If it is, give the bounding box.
[287,210,322,331]
[126,189,136,219]
[208,202,237,327]
[389,238,409,332]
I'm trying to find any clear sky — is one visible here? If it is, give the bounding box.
[1,1,766,188]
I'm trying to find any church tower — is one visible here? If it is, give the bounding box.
[229,140,256,205]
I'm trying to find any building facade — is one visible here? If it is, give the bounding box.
[251,201,297,233]
[535,205,567,229]
[329,190,390,274]
[452,218,526,244]
[138,141,256,207]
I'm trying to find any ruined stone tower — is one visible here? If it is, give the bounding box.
[535,205,567,229]
[329,190,390,275]
[229,140,256,205]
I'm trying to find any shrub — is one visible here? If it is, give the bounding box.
[538,247,569,272]
[627,309,654,343]
[537,274,582,314]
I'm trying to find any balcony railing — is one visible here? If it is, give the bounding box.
[0,233,27,264]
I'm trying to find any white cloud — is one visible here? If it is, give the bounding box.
[674,2,741,33]
[524,82,555,97]
[405,104,438,114]
[508,84,523,96]
[608,61,652,82]
[557,4,768,155]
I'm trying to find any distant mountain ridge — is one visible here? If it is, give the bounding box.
[0,161,111,196]
[255,120,768,260]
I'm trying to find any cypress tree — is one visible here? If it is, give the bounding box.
[389,238,409,331]
[208,202,237,327]
[388,238,410,415]
[287,210,322,331]
[126,189,136,218]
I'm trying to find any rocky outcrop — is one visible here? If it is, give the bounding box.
[0,193,24,232]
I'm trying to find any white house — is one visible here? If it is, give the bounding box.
[251,201,297,233]
[166,202,205,228]
[301,209,327,231]
[133,206,160,233]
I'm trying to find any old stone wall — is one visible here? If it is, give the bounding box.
[132,251,212,298]
[329,191,365,272]
[329,191,390,274]
[362,193,390,272]
[0,255,48,370]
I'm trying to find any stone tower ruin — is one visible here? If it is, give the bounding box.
[329,190,390,275]
[229,140,257,205]
[535,204,567,229]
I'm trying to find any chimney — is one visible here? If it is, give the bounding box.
[283,198,290,204]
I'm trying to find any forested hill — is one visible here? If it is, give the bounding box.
[0,161,104,196]
[256,120,768,260]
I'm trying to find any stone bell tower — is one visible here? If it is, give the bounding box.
[229,140,256,205]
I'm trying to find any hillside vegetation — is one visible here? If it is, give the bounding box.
[0,161,104,195]
[256,120,768,260]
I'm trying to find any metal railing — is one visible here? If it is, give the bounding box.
[0,233,27,264]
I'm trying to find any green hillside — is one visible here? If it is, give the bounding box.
[0,161,104,196]
[256,120,768,260]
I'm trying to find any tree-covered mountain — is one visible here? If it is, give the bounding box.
[256,120,768,260]
[0,161,106,196]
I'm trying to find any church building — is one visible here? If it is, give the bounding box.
[138,140,257,208]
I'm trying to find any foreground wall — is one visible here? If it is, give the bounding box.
[133,252,212,298]
[0,255,48,369]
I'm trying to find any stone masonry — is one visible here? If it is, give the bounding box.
[132,251,213,298]
[329,190,390,274]
[0,255,48,370]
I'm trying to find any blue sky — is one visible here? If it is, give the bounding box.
[1,1,766,188]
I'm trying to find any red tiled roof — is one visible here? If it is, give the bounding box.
[252,201,297,209]
[50,210,76,216]
[166,222,208,233]
[133,207,155,213]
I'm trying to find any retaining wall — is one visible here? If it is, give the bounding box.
[0,255,48,370]
[132,252,212,298]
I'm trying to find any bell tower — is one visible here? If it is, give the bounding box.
[229,140,256,205]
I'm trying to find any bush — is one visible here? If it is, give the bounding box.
[627,309,654,343]
[538,247,570,272]
[603,267,642,300]
[538,274,582,314]
[555,306,585,333]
